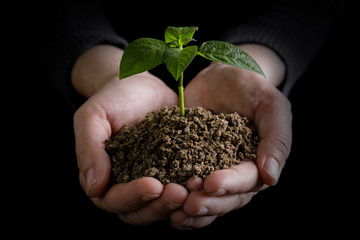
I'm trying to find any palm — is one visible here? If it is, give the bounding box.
[185,63,264,118]
[95,75,178,132]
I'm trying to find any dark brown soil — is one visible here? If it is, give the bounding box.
[105,106,259,186]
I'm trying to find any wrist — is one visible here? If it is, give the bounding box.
[71,44,124,98]
[237,44,285,87]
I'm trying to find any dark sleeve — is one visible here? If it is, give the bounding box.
[220,0,344,96]
[35,1,128,111]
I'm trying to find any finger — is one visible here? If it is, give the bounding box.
[170,209,217,230]
[118,183,188,226]
[183,191,255,217]
[92,177,164,214]
[255,92,292,186]
[74,105,112,197]
[171,191,255,229]
[203,161,260,196]
[185,176,203,191]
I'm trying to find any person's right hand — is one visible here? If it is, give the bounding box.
[73,72,189,225]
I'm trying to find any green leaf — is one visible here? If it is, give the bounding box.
[164,45,198,80]
[198,41,265,77]
[164,26,198,47]
[119,38,166,79]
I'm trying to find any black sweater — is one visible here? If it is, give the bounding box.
[33,0,345,111]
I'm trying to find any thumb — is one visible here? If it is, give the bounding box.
[74,106,112,197]
[255,93,292,186]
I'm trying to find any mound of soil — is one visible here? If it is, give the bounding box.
[105,106,259,186]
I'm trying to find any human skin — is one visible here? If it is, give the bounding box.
[71,43,292,229]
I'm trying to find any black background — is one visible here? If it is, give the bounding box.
[8,1,357,237]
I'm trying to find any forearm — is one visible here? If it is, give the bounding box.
[71,44,124,98]
[221,0,341,95]
[238,44,285,88]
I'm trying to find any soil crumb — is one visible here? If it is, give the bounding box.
[105,106,259,186]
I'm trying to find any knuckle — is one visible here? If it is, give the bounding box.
[274,133,292,162]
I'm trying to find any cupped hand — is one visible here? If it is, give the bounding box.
[73,72,188,225]
[170,61,292,229]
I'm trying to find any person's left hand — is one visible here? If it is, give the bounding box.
[170,61,292,229]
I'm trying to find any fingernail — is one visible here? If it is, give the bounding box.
[209,188,227,196]
[263,157,280,185]
[85,168,96,196]
[195,207,209,216]
[182,217,194,227]
[142,194,160,202]
[168,202,182,210]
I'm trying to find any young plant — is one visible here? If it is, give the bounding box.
[119,26,265,117]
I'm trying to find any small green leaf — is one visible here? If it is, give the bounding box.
[164,45,198,80]
[164,26,198,47]
[198,41,265,77]
[120,38,166,79]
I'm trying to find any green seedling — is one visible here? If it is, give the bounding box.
[120,26,265,117]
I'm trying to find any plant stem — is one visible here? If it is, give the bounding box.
[178,73,185,117]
